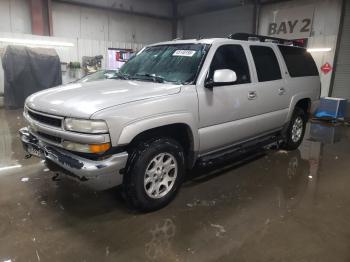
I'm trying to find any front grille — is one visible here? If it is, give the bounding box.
[28,110,62,128]
[37,131,62,144]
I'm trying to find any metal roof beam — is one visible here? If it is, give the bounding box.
[53,0,174,20]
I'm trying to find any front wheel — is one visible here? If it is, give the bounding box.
[281,107,307,150]
[123,138,185,212]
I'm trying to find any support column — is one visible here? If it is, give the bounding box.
[253,0,261,34]
[171,0,178,39]
[29,0,52,36]
[30,0,45,35]
[47,0,53,36]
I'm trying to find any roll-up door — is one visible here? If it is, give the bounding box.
[332,1,350,99]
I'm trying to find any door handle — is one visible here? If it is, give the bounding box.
[248,91,257,100]
[278,87,286,95]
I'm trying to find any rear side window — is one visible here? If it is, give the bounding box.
[250,46,282,82]
[278,45,319,77]
[209,44,250,84]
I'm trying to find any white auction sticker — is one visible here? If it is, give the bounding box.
[173,50,196,57]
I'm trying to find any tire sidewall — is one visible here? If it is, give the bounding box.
[125,138,185,211]
[284,108,307,150]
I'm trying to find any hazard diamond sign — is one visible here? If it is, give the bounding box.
[320,62,332,74]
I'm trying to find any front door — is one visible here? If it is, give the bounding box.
[196,44,261,154]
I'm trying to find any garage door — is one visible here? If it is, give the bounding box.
[332,1,350,99]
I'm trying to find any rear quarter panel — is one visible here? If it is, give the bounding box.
[273,45,321,122]
[285,76,321,121]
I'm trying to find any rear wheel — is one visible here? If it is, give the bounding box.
[123,137,185,212]
[281,107,307,150]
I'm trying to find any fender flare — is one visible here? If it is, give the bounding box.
[118,112,199,153]
[286,94,312,122]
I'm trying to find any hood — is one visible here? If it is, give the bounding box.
[26,80,182,118]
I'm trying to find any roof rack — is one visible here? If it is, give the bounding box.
[228,33,303,47]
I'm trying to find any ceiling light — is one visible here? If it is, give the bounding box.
[0,37,74,47]
[307,47,332,52]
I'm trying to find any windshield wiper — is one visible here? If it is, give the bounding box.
[133,73,165,83]
[111,72,130,80]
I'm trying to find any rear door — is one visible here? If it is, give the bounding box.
[248,45,290,127]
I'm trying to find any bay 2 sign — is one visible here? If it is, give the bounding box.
[265,5,315,39]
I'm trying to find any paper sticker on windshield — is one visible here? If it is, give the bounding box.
[172,50,196,57]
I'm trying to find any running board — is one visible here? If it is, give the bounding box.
[196,133,283,168]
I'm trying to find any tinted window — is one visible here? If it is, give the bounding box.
[250,46,282,82]
[278,45,319,77]
[209,45,250,84]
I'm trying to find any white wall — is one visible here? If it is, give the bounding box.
[51,2,172,83]
[52,2,172,44]
[0,0,31,34]
[179,5,254,39]
[0,31,146,84]
[0,1,173,87]
[259,0,343,97]
[64,0,173,18]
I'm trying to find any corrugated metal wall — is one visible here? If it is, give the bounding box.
[332,1,350,99]
[180,5,254,39]
[0,32,146,84]
[258,0,342,98]
[0,0,31,34]
[0,1,173,87]
[52,2,172,45]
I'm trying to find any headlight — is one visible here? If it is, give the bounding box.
[64,118,108,134]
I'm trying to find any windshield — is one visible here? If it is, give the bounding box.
[77,70,118,83]
[118,44,209,84]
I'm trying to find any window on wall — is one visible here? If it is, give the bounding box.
[250,46,282,82]
[209,45,250,85]
[278,45,319,77]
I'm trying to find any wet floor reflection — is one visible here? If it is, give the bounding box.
[1,109,350,261]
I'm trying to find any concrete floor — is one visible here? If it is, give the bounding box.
[1,108,350,262]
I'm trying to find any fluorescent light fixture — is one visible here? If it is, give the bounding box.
[0,164,22,172]
[0,37,74,47]
[307,47,332,52]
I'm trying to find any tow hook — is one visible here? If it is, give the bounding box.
[25,154,32,159]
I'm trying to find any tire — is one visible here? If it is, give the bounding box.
[281,107,307,150]
[123,137,185,212]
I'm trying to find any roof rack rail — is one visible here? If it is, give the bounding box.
[228,33,302,46]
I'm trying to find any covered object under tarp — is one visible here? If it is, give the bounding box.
[2,45,62,109]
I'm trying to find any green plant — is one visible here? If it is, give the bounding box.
[69,62,81,69]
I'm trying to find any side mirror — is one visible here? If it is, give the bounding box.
[205,69,237,88]
[213,69,237,84]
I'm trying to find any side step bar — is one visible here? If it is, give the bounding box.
[196,133,283,168]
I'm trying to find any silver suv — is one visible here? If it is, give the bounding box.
[20,34,320,211]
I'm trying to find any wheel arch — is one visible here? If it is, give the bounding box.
[287,96,312,122]
[118,114,199,168]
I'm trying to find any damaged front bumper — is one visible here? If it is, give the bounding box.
[19,127,128,190]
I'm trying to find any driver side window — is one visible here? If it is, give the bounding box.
[209,44,251,85]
